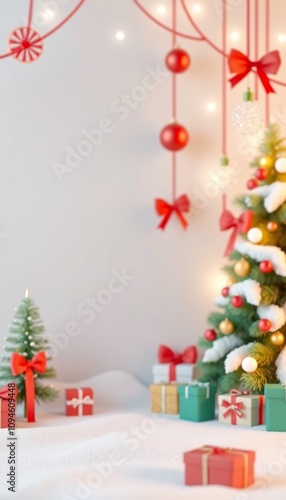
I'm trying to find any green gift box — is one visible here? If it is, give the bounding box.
[265,384,286,432]
[178,382,216,422]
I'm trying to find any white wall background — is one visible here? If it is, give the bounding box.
[0,0,286,385]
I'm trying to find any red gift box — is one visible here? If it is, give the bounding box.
[66,388,93,416]
[184,445,255,488]
[0,384,17,429]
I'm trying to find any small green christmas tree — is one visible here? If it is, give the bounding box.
[0,290,58,413]
[197,124,286,394]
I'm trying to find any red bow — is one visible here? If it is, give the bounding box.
[228,49,281,94]
[0,384,18,401]
[222,399,244,423]
[158,344,197,381]
[222,389,249,425]
[155,194,190,230]
[11,351,47,422]
[220,194,253,256]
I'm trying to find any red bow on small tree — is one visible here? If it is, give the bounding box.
[220,194,253,256]
[155,194,190,230]
[228,49,281,94]
[11,351,47,422]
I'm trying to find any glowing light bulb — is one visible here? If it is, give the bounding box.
[230,31,240,41]
[157,5,166,15]
[43,8,55,20]
[192,4,202,14]
[278,33,286,43]
[207,102,216,112]
[115,31,125,41]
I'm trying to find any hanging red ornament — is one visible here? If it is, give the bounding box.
[160,122,189,151]
[204,329,217,341]
[258,318,272,332]
[247,178,259,190]
[8,27,43,63]
[165,48,191,73]
[231,295,244,308]
[255,168,268,181]
[221,287,230,297]
[259,260,273,273]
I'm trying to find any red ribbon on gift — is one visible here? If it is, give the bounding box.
[258,395,264,425]
[0,384,18,401]
[222,389,249,425]
[155,194,190,230]
[220,194,253,256]
[11,351,47,422]
[228,49,281,94]
[158,344,197,381]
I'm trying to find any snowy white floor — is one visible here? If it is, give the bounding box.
[1,371,286,500]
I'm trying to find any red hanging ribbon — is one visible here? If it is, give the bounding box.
[158,344,197,381]
[155,194,190,230]
[222,389,249,425]
[219,194,253,256]
[10,351,47,422]
[228,48,281,94]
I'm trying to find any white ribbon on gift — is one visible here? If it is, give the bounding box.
[66,388,93,416]
[184,380,210,400]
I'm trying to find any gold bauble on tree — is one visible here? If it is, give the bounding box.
[226,277,237,286]
[270,332,285,346]
[259,155,274,169]
[267,221,278,232]
[234,258,250,277]
[219,318,234,335]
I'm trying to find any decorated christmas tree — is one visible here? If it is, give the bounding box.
[0,291,58,420]
[198,124,286,394]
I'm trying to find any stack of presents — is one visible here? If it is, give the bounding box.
[150,344,286,488]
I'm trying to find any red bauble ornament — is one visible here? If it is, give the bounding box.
[221,287,230,297]
[204,329,217,341]
[165,48,191,73]
[255,168,268,181]
[8,27,43,63]
[259,260,273,273]
[160,123,189,151]
[258,318,272,332]
[231,295,244,308]
[247,178,259,190]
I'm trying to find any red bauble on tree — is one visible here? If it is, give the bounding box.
[231,295,244,308]
[247,178,259,190]
[255,168,268,181]
[165,48,191,73]
[221,287,229,297]
[160,122,189,151]
[259,260,273,273]
[258,318,272,332]
[204,329,217,341]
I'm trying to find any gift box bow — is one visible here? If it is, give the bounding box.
[0,384,18,401]
[157,344,197,382]
[66,389,93,416]
[222,389,250,424]
[158,344,197,365]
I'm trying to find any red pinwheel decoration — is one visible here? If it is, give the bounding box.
[1,0,86,64]
[8,27,43,63]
